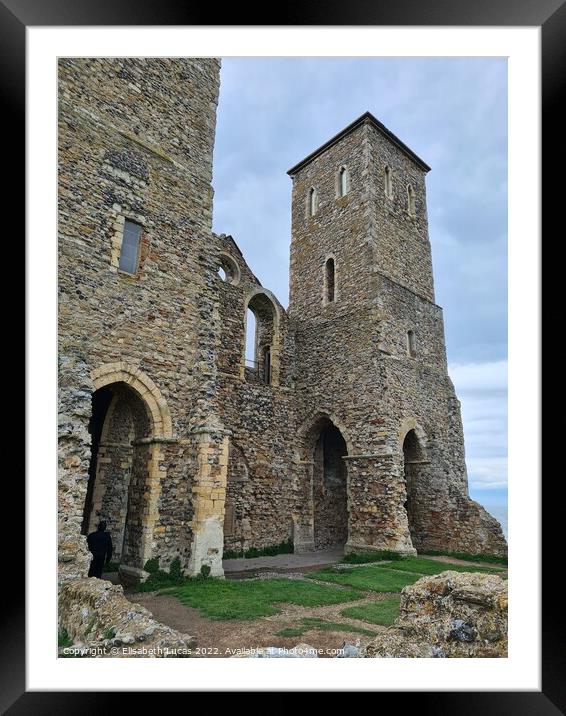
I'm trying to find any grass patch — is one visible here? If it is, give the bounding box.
[309,565,421,592]
[223,539,294,560]
[342,551,404,564]
[311,557,505,593]
[301,617,377,636]
[422,551,507,566]
[58,629,73,648]
[136,575,182,593]
[341,598,401,627]
[275,617,377,638]
[169,577,362,620]
[375,556,503,576]
[276,627,305,637]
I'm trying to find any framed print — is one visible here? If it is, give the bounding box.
[11,0,559,708]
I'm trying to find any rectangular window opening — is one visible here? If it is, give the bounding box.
[325,258,335,303]
[118,220,142,274]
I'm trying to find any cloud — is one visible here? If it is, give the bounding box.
[466,457,508,491]
[449,360,507,393]
[449,360,508,490]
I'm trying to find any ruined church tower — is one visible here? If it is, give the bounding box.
[288,113,506,555]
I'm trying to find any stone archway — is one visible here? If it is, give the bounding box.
[298,413,350,552]
[83,363,172,577]
[91,362,172,438]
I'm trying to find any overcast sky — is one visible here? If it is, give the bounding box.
[211,58,508,533]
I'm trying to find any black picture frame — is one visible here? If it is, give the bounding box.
[12,0,559,708]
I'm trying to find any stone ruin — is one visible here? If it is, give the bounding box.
[364,570,508,658]
[58,578,195,658]
[58,58,506,590]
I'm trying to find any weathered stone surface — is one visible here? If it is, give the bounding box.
[364,571,508,658]
[59,578,196,657]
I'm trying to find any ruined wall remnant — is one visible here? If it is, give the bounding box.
[59,578,196,657]
[365,570,508,658]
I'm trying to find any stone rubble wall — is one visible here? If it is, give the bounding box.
[58,358,99,583]
[365,570,508,658]
[289,123,376,322]
[213,233,298,553]
[59,578,196,657]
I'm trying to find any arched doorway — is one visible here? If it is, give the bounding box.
[402,428,426,550]
[311,418,349,550]
[81,381,154,570]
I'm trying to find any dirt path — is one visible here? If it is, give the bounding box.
[130,590,391,658]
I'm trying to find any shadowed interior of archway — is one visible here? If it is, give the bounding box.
[81,382,153,569]
[312,420,348,550]
[403,429,426,550]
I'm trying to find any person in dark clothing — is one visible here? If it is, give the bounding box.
[87,521,113,578]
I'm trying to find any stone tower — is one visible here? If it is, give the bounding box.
[57,58,229,583]
[288,113,506,556]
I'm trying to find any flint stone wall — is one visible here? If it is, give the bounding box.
[59,578,196,657]
[365,570,508,658]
